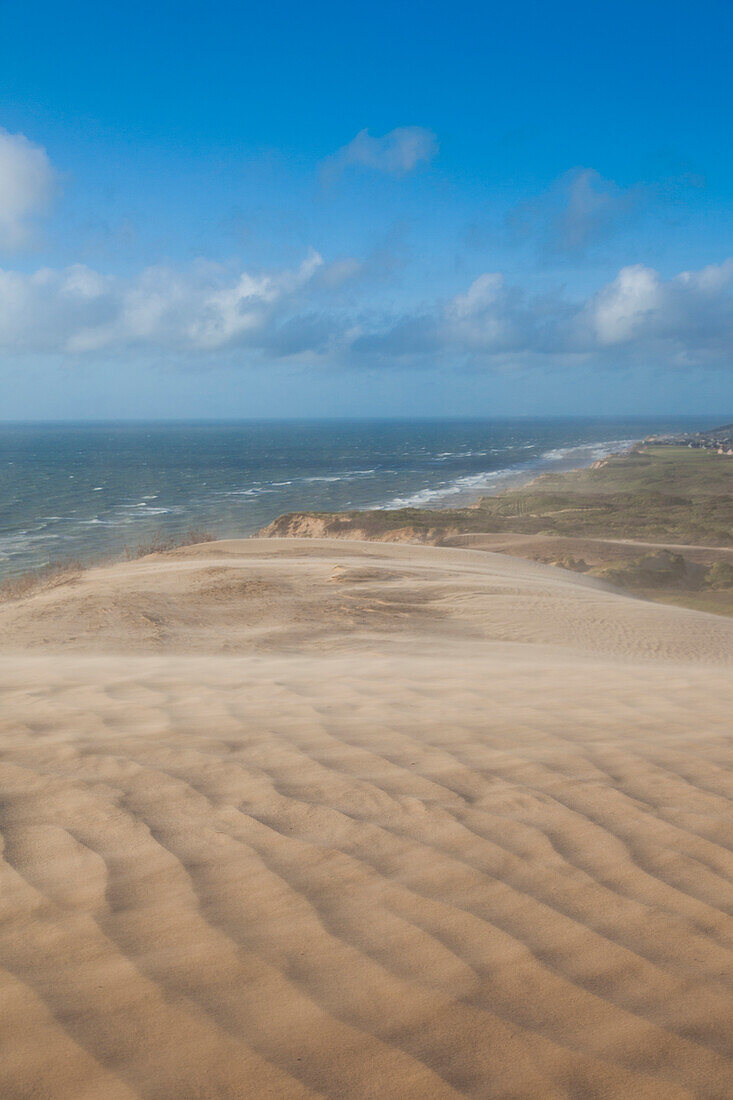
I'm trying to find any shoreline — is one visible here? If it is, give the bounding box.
[0,432,642,584]
[4,435,727,612]
[259,444,733,617]
[456,439,639,508]
[375,437,640,512]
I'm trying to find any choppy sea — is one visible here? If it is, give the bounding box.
[0,417,714,578]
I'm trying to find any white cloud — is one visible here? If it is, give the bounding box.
[325,127,437,178]
[447,273,531,351]
[589,264,664,344]
[0,253,732,372]
[0,127,55,250]
[352,260,733,368]
[577,260,733,362]
[0,251,357,358]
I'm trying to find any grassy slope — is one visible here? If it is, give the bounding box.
[263,447,733,615]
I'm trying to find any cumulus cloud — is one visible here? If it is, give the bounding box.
[576,260,733,361]
[0,127,55,250]
[324,127,438,179]
[0,251,358,358]
[1,252,732,372]
[351,260,733,368]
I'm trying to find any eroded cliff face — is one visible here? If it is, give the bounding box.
[258,513,337,539]
[258,512,459,545]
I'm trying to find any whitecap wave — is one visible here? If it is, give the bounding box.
[300,469,377,484]
[379,438,636,510]
[541,439,635,462]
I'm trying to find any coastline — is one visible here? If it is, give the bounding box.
[463,438,638,506]
[375,436,640,511]
[259,443,733,617]
[0,424,647,582]
[5,441,731,620]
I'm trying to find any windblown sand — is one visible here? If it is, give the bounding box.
[1,538,732,1099]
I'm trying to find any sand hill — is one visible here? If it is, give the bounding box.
[1,538,732,1098]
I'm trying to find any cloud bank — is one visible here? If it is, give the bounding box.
[1,252,732,370]
[0,127,55,250]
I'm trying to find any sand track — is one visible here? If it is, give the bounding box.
[1,539,732,1098]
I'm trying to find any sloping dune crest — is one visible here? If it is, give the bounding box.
[1,538,732,1098]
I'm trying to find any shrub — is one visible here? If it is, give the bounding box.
[705,561,733,589]
[124,528,216,559]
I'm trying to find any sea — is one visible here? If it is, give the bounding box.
[0,417,715,579]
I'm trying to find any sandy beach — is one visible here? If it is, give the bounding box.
[1,536,732,1098]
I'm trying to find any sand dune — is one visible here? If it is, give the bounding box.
[1,539,732,1098]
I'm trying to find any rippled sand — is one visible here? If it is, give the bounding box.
[1,539,732,1098]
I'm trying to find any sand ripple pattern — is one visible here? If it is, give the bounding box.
[0,540,732,1098]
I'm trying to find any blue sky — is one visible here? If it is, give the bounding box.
[1,0,732,418]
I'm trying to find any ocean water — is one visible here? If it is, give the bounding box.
[0,417,713,578]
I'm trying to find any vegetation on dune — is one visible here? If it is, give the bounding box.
[123,528,216,559]
[266,448,733,545]
[262,446,733,615]
[0,529,216,602]
[484,448,733,544]
[592,551,700,589]
[706,560,733,588]
[0,558,89,602]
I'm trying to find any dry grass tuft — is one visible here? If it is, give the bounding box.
[0,529,217,602]
[123,528,216,560]
[0,559,87,601]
